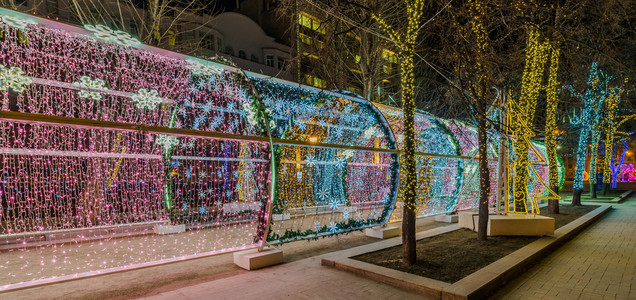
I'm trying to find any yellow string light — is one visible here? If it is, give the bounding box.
[545,45,560,190]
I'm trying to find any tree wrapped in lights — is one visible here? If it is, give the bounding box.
[544,43,561,213]
[567,62,609,205]
[512,29,550,213]
[371,0,425,266]
[601,87,625,194]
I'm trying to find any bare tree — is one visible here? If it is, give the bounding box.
[61,0,217,54]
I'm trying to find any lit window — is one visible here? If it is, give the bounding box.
[315,39,324,49]
[167,30,176,46]
[304,74,313,85]
[382,49,398,63]
[298,12,326,34]
[314,77,326,89]
[299,33,312,45]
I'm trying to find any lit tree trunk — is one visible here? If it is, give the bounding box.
[588,132,601,198]
[468,0,491,241]
[545,46,561,213]
[401,51,417,266]
[602,91,619,195]
[513,29,549,213]
[477,102,490,241]
[369,0,424,266]
[572,62,602,206]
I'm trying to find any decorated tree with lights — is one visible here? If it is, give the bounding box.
[512,29,551,213]
[544,43,561,213]
[567,62,609,205]
[371,0,425,266]
[600,88,623,195]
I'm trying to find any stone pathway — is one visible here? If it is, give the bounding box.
[139,255,422,300]
[140,198,636,300]
[493,196,636,300]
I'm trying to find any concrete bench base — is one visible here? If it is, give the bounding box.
[365,226,400,239]
[434,214,458,223]
[234,248,283,270]
[459,211,554,236]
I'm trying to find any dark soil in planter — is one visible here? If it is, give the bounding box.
[353,204,599,283]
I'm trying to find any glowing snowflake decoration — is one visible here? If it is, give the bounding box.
[184,167,193,179]
[328,222,338,234]
[314,221,322,232]
[0,15,36,29]
[363,127,377,139]
[199,206,207,215]
[73,76,108,101]
[198,191,207,199]
[155,134,179,151]
[131,88,162,110]
[329,199,339,211]
[318,188,329,201]
[335,157,346,170]
[84,24,141,47]
[186,59,224,77]
[181,202,189,210]
[305,154,317,167]
[243,102,259,127]
[343,150,355,160]
[342,210,350,220]
[0,65,32,92]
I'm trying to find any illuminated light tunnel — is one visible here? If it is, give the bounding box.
[0,8,562,290]
[376,104,463,222]
[248,79,398,242]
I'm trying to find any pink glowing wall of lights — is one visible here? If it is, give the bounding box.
[0,8,272,288]
[445,121,500,211]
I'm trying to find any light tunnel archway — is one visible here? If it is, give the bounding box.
[0,7,562,290]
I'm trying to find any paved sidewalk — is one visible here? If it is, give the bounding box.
[137,197,635,300]
[493,196,636,299]
[139,253,422,300]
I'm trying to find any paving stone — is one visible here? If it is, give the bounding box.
[494,195,636,300]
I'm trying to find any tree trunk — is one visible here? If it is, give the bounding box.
[572,189,583,206]
[590,183,597,198]
[602,183,609,195]
[477,104,490,241]
[401,51,416,266]
[548,184,560,214]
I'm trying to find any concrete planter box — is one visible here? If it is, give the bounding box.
[272,213,291,221]
[434,214,459,223]
[365,226,400,239]
[153,224,185,235]
[234,248,283,270]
